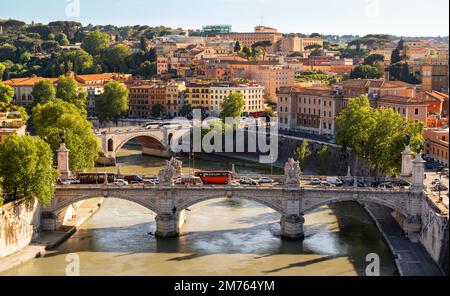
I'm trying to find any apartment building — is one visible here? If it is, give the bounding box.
[128,83,167,118]
[423,128,449,166]
[166,81,186,117]
[185,83,211,111]
[376,95,428,124]
[415,56,449,92]
[209,83,265,117]
[249,65,296,101]
[277,85,340,136]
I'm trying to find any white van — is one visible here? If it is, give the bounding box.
[326,177,343,186]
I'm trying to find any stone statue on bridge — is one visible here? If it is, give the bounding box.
[284,158,302,188]
[158,157,183,185]
[158,161,176,186]
[168,157,183,177]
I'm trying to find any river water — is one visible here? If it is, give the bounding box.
[2,146,397,276]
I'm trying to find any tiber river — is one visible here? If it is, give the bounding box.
[2,146,397,276]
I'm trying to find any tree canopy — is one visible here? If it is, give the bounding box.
[0,81,14,104]
[293,139,312,171]
[56,75,88,116]
[219,92,245,120]
[31,79,56,106]
[0,134,58,204]
[32,99,100,173]
[95,81,129,123]
[350,64,384,79]
[336,95,424,176]
[81,30,110,56]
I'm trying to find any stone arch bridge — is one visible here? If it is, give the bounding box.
[45,184,424,240]
[95,126,189,165]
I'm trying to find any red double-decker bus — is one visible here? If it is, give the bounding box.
[194,171,233,185]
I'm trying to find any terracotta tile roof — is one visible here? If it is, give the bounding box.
[278,85,336,96]
[379,95,427,105]
[381,81,415,89]
[3,77,58,87]
[342,79,384,88]
[422,91,449,102]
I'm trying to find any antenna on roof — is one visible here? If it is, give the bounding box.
[260,15,264,26]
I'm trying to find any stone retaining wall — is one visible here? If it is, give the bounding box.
[0,199,41,258]
[419,197,449,275]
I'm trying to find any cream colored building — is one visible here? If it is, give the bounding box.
[280,36,324,53]
[166,81,186,117]
[220,26,282,53]
[209,83,265,117]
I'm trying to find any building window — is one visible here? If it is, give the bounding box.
[415,108,419,115]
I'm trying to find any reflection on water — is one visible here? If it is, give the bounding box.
[1,146,397,276]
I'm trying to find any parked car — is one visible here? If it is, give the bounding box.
[344,179,366,187]
[124,175,144,184]
[144,179,159,185]
[114,179,129,186]
[377,182,394,189]
[310,178,321,185]
[259,177,273,184]
[393,179,411,188]
[230,181,241,186]
[239,177,259,185]
[434,184,448,191]
[426,163,435,170]
[320,181,333,187]
[326,177,343,187]
[431,179,441,185]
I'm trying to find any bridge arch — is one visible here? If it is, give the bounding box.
[176,194,286,216]
[301,195,410,218]
[114,134,166,155]
[52,193,159,215]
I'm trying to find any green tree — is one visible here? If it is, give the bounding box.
[139,61,156,77]
[0,44,17,61]
[0,134,58,205]
[104,44,132,72]
[179,104,192,117]
[31,79,56,106]
[304,44,322,51]
[32,99,100,173]
[0,63,6,81]
[336,95,375,157]
[264,98,277,109]
[0,82,14,104]
[56,75,88,116]
[55,32,70,46]
[310,48,325,56]
[140,37,148,52]
[151,104,165,117]
[81,30,110,56]
[391,48,401,64]
[366,108,424,176]
[364,54,385,66]
[293,139,312,170]
[64,50,94,74]
[234,41,241,53]
[219,92,245,120]
[95,82,129,123]
[318,145,331,175]
[350,64,384,79]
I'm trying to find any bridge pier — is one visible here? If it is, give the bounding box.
[155,210,186,238]
[280,214,305,239]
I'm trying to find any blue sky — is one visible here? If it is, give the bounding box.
[0,0,448,36]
